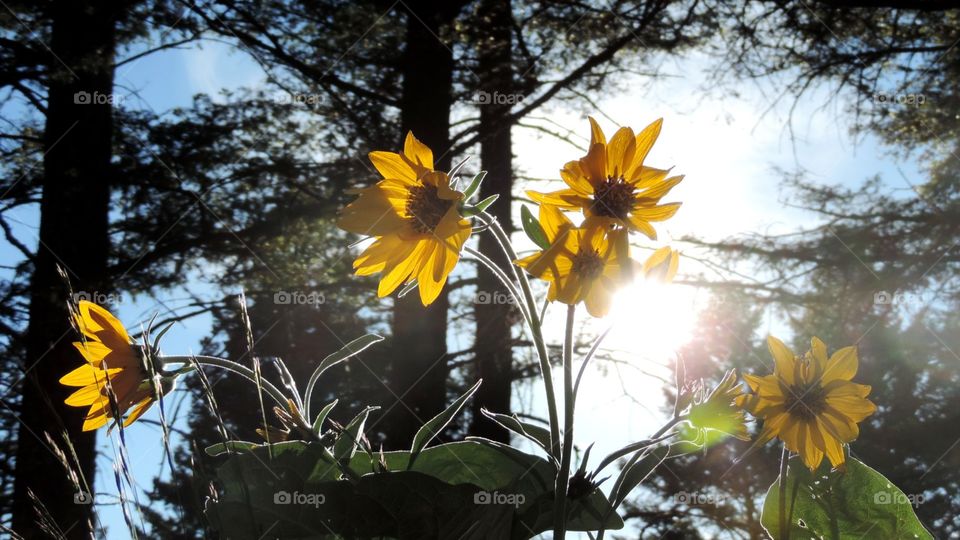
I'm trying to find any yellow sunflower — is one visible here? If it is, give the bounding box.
[60,301,159,431]
[527,117,683,239]
[738,336,877,470]
[515,205,631,317]
[337,132,472,305]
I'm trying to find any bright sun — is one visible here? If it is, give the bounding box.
[605,279,700,362]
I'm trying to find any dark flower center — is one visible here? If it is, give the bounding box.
[571,248,604,280]
[784,379,827,421]
[590,176,636,219]
[406,184,452,233]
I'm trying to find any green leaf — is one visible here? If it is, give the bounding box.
[468,194,499,214]
[304,334,383,418]
[334,406,377,467]
[462,171,487,201]
[761,456,933,539]
[610,445,670,508]
[204,440,259,456]
[520,204,551,250]
[481,409,552,457]
[410,379,482,467]
[311,399,338,435]
[206,439,623,539]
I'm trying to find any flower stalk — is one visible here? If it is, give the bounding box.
[553,304,577,539]
[478,211,561,458]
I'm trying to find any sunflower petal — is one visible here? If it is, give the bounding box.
[767,336,797,386]
[587,116,607,146]
[403,131,434,170]
[823,346,858,382]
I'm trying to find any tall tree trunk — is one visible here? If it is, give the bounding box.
[381,0,464,448]
[470,0,516,443]
[11,0,117,536]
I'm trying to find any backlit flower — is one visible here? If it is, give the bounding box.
[527,117,683,239]
[688,369,750,442]
[738,336,877,470]
[60,301,161,431]
[338,132,472,305]
[515,205,631,317]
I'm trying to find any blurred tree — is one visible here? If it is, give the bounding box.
[0,0,157,535]
[663,2,960,535]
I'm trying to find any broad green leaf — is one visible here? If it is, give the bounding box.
[761,456,932,539]
[462,171,487,201]
[410,379,482,466]
[311,399,338,435]
[520,205,551,250]
[206,439,623,539]
[303,334,383,418]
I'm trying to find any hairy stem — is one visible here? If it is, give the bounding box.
[479,212,561,458]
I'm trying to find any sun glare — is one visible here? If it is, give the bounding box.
[606,279,700,362]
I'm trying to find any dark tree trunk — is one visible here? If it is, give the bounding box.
[470,0,516,443]
[11,0,117,536]
[381,0,465,448]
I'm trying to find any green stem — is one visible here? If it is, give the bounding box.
[464,246,530,324]
[479,212,561,458]
[163,355,289,409]
[553,304,576,540]
[779,445,790,540]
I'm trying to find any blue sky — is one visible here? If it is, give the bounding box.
[1,34,928,536]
